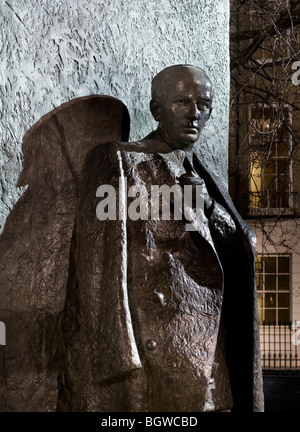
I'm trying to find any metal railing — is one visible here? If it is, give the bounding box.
[260,321,300,370]
[240,192,300,218]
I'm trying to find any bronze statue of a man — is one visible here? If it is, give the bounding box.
[57,65,264,412]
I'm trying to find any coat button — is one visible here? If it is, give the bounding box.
[163,251,172,262]
[146,339,157,351]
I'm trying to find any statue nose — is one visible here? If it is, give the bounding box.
[188,103,200,119]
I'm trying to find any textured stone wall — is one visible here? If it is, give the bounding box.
[0,0,229,232]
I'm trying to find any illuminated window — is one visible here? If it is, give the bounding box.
[256,255,290,325]
[249,105,292,210]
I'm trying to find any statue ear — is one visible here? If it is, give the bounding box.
[150,99,162,122]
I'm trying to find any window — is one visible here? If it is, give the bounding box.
[256,255,291,325]
[249,104,292,211]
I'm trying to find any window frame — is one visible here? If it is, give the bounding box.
[256,254,291,325]
[248,102,293,214]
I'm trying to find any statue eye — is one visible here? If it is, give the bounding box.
[176,99,189,105]
[197,102,209,111]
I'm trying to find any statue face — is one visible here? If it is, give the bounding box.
[153,68,213,150]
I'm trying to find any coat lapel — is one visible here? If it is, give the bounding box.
[156,150,220,255]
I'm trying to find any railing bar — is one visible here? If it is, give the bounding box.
[273,321,276,369]
[294,321,297,368]
[279,322,281,368]
[263,321,266,369]
[260,321,300,371]
[284,321,287,368]
[269,322,271,368]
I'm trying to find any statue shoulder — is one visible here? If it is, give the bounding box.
[85,140,127,161]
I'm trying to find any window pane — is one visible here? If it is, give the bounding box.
[256,274,263,291]
[269,190,278,208]
[256,254,290,325]
[278,275,289,290]
[278,293,289,308]
[265,257,276,273]
[265,275,276,290]
[278,191,289,208]
[277,139,289,156]
[266,178,277,192]
[265,293,276,307]
[249,105,291,214]
[277,174,289,191]
[264,163,276,182]
[265,309,276,324]
[255,256,263,272]
[278,309,289,324]
[278,257,289,273]
[277,159,289,175]
[257,295,263,325]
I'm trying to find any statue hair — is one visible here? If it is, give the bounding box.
[151,64,213,102]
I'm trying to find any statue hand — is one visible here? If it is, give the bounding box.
[178,172,213,211]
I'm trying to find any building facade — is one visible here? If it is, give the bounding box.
[229,0,300,369]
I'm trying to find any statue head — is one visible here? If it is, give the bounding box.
[150,64,213,150]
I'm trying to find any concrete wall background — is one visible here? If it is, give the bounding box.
[0,0,229,232]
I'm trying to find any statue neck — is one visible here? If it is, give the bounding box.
[145,127,195,154]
